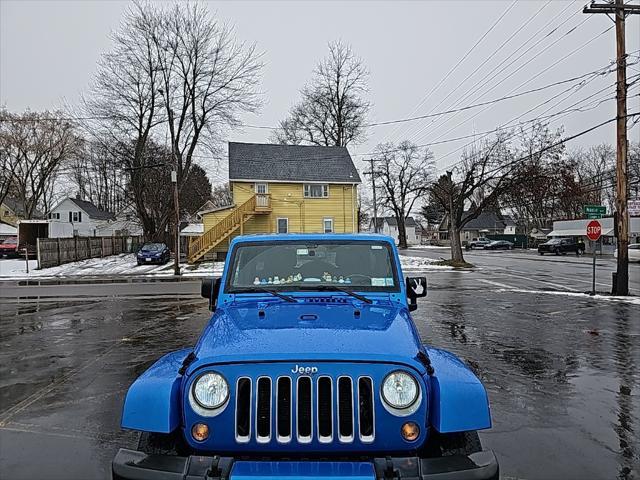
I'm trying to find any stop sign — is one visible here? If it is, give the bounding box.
[586,220,602,241]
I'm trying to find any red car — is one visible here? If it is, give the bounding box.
[0,236,19,258]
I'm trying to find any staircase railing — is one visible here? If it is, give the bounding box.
[188,195,257,262]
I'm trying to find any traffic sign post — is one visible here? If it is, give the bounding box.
[583,205,606,219]
[587,220,602,295]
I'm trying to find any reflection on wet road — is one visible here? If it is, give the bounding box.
[0,254,638,479]
[418,270,639,479]
[0,296,208,479]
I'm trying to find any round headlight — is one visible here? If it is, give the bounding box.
[192,372,229,409]
[381,371,418,409]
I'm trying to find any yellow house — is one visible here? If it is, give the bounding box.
[189,142,361,262]
[0,197,27,227]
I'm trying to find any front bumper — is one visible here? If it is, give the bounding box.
[112,449,498,480]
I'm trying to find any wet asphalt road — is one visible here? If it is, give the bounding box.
[0,251,638,480]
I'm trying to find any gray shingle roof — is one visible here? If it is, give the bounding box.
[69,197,115,220]
[228,142,361,184]
[460,211,515,230]
[373,216,417,229]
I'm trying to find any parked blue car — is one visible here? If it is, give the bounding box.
[114,234,497,480]
[136,242,170,266]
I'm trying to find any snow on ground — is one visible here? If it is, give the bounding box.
[0,254,171,278]
[406,245,450,250]
[0,254,224,279]
[398,254,453,270]
[0,251,448,279]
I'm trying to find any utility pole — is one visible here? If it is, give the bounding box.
[584,0,640,296]
[158,86,181,276]
[364,158,380,233]
[168,108,181,277]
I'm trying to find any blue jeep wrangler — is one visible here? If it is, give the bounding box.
[113,234,497,480]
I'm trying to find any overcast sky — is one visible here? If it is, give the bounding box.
[1,0,639,186]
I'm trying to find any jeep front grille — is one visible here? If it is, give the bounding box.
[234,375,375,444]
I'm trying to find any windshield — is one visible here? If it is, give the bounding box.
[141,243,164,252]
[225,240,399,292]
[546,239,562,244]
[1,237,17,244]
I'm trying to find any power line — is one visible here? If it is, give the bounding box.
[396,1,586,144]
[362,61,627,128]
[430,77,637,173]
[3,60,632,137]
[384,1,553,138]
[412,20,613,146]
[382,0,519,145]
[447,113,640,189]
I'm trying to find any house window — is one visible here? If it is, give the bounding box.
[323,218,334,233]
[70,211,82,222]
[254,183,268,194]
[49,212,60,220]
[304,184,328,198]
[277,217,288,234]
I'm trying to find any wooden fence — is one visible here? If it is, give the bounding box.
[37,236,142,269]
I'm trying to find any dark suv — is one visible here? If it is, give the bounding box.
[538,238,585,256]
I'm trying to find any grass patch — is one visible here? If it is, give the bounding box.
[433,259,475,268]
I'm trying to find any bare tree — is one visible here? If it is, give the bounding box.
[571,143,616,212]
[630,141,640,198]
[430,134,514,263]
[502,123,566,229]
[152,2,262,190]
[211,183,233,208]
[374,141,434,249]
[0,140,18,206]
[82,2,262,239]
[82,3,162,236]
[0,109,80,219]
[272,40,369,147]
[65,140,127,214]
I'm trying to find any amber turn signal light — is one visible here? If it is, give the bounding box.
[401,421,420,442]
[192,423,209,442]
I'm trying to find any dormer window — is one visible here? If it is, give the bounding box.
[304,184,328,198]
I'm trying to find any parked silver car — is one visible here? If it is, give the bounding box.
[614,243,640,262]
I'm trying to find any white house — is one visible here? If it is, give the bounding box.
[99,203,143,236]
[369,216,422,246]
[48,197,116,237]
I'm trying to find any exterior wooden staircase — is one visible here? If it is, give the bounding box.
[188,194,271,263]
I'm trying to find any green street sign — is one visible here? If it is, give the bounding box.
[583,205,606,219]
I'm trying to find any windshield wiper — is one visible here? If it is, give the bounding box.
[300,285,372,304]
[237,287,297,303]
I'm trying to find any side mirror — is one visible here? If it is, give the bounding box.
[201,277,222,311]
[406,276,427,312]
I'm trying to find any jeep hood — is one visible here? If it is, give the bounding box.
[189,300,424,370]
